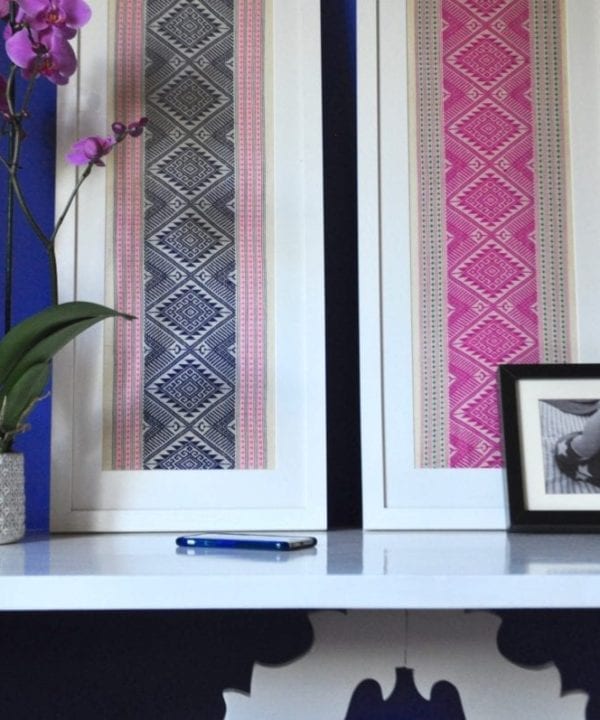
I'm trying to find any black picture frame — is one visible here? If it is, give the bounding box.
[499,364,600,532]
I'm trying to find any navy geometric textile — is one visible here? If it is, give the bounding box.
[144,0,235,469]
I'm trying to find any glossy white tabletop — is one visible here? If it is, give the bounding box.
[2,530,600,610]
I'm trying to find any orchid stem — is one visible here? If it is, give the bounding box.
[6,169,50,248]
[2,30,64,309]
[48,246,58,305]
[3,64,17,333]
[49,163,93,245]
[20,73,37,118]
[46,163,94,305]
[4,129,15,332]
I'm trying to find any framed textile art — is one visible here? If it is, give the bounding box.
[358,0,600,528]
[51,0,326,531]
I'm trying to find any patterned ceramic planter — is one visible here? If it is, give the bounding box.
[0,453,25,544]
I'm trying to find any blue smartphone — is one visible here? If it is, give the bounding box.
[175,532,317,551]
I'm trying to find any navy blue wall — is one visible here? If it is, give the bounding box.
[323,0,361,529]
[0,50,55,531]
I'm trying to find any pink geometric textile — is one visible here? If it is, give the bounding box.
[444,0,536,467]
[413,0,572,468]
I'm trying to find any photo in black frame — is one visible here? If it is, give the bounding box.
[499,364,600,532]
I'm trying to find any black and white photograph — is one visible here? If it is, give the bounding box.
[499,364,600,531]
[539,398,600,494]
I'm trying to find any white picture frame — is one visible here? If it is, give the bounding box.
[51,0,326,531]
[358,0,600,529]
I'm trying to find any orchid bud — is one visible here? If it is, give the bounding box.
[111,121,126,137]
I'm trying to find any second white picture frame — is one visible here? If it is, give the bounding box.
[358,0,600,528]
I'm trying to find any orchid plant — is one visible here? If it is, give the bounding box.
[0,0,145,452]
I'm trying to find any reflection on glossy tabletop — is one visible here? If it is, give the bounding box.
[2,530,600,610]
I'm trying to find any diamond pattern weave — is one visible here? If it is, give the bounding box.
[412,0,572,468]
[109,0,266,470]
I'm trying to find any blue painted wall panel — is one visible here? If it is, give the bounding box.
[0,47,55,531]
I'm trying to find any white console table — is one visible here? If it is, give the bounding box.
[1,530,600,611]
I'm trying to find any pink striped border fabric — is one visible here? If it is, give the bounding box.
[235,0,266,469]
[112,0,145,470]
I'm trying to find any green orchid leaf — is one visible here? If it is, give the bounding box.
[0,362,51,438]
[0,301,134,388]
[2,317,101,394]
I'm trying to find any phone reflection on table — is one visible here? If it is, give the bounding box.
[176,546,318,562]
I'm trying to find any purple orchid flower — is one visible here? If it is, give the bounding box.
[5,25,77,84]
[0,1,9,18]
[66,135,116,166]
[17,0,91,35]
[67,118,147,166]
